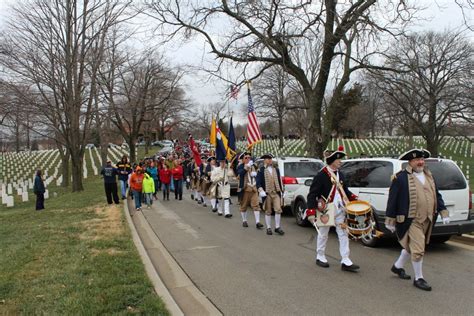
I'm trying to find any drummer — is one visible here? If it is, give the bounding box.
[306,150,360,272]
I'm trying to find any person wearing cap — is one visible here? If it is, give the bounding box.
[385,149,450,291]
[237,152,263,228]
[306,150,360,272]
[211,158,233,217]
[256,153,285,235]
[100,160,120,205]
[116,155,132,199]
[130,166,145,211]
[171,159,184,200]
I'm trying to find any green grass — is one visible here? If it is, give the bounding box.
[0,176,169,315]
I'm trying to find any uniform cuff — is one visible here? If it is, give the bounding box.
[385,217,396,227]
[349,194,358,201]
[306,209,316,217]
[439,209,449,218]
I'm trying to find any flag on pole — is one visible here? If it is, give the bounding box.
[188,134,202,166]
[228,117,236,152]
[230,84,240,100]
[215,127,228,162]
[246,82,262,148]
[210,116,217,146]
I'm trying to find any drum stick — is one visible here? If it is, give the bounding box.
[312,221,320,234]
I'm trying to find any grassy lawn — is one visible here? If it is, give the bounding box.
[0,176,169,315]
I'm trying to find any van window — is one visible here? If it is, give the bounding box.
[402,160,466,190]
[284,162,323,178]
[341,161,393,188]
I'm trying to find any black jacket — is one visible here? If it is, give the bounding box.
[307,166,356,209]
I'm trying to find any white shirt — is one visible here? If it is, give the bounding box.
[414,171,426,185]
[267,166,273,175]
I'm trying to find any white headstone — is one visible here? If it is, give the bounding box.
[7,184,12,195]
[6,196,14,207]
[44,190,49,199]
[22,191,28,202]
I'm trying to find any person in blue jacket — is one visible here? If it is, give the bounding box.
[33,169,46,211]
[385,149,450,291]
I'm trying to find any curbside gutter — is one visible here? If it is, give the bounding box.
[123,200,184,316]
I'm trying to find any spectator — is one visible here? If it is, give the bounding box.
[33,169,46,211]
[116,155,132,199]
[142,172,155,208]
[130,167,144,211]
[171,159,184,200]
[159,164,172,200]
[147,160,159,200]
[100,160,120,205]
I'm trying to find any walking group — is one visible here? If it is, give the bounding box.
[100,141,451,292]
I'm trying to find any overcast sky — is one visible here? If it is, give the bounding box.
[0,0,471,124]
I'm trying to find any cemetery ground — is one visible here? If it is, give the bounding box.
[0,166,169,314]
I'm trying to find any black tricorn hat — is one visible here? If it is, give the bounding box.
[326,151,346,165]
[207,156,216,162]
[398,149,430,161]
[239,152,251,160]
[260,153,274,159]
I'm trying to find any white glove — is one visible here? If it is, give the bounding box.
[386,224,396,233]
[248,160,254,166]
[259,191,267,198]
[250,171,257,177]
[442,217,450,225]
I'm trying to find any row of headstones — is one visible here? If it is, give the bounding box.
[1,150,60,183]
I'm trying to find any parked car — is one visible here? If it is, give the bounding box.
[158,145,173,155]
[85,143,95,149]
[255,157,324,213]
[291,157,473,247]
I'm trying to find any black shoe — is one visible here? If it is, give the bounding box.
[122,196,126,200]
[316,260,330,268]
[341,263,360,272]
[391,265,411,280]
[203,203,207,207]
[225,214,232,218]
[274,227,285,235]
[191,194,194,200]
[175,196,178,200]
[212,208,218,213]
[197,200,202,204]
[414,278,432,291]
[179,197,182,200]
[242,221,248,227]
[218,212,223,216]
[266,228,273,235]
[256,223,264,229]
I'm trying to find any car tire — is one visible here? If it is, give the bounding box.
[430,235,451,244]
[294,199,310,227]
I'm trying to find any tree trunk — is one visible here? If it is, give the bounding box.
[61,149,70,188]
[128,136,137,163]
[70,148,84,192]
[278,117,284,149]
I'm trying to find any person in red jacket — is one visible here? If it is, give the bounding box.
[159,164,172,201]
[171,159,184,200]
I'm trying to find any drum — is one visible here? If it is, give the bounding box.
[345,200,373,236]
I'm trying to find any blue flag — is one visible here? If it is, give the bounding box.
[215,127,227,161]
[228,117,236,152]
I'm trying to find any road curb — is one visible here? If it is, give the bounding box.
[123,200,184,316]
[128,200,222,316]
[452,234,474,245]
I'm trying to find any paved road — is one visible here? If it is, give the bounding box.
[142,192,474,316]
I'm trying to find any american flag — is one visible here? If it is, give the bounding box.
[246,86,262,148]
[230,84,239,100]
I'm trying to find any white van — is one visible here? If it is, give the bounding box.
[291,157,473,247]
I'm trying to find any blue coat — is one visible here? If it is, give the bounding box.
[33,175,45,194]
[386,167,447,240]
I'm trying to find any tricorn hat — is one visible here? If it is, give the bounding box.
[326,151,346,165]
[207,156,216,162]
[260,153,274,160]
[398,148,430,161]
[239,152,251,160]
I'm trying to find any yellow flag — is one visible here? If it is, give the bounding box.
[210,116,216,146]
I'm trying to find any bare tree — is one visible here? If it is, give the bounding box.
[0,0,132,191]
[368,30,474,155]
[143,0,418,157]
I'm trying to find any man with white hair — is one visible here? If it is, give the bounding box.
[385,149,450,291]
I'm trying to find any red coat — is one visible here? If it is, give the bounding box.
[159,169,172,184]
[171,165,184,180]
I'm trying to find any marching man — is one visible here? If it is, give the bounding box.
[256,153,285,235]
[211,158,233,217]
[306,150,360,272]
[385,149,450,291]
[237,152,264,229]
